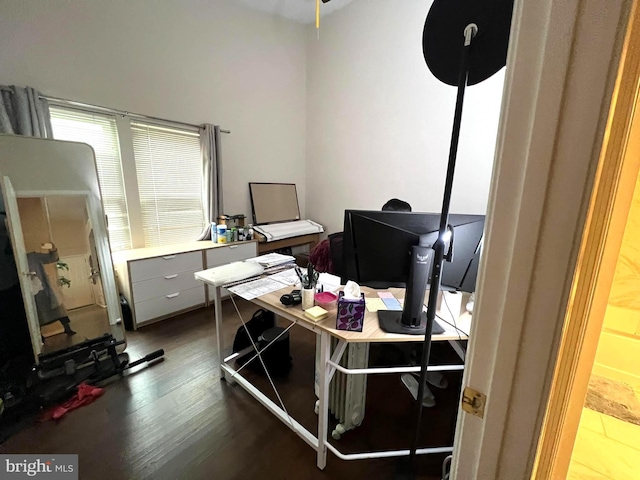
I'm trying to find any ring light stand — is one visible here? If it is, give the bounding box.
[398,1,513,478]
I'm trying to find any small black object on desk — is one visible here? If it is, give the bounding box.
[280,290,302,306]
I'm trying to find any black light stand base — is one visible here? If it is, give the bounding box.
[378,311,445,335]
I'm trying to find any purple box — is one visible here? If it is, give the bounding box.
[336,291,366,332]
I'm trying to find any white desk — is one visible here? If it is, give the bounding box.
[195,269,469,470]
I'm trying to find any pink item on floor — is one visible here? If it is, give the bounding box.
[40,382,105,421]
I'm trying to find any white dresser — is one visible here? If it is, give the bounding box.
[112,240,258,329]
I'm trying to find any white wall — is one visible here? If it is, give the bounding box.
[0,0,307,221]
[306,0,505,235]
[0,0,504,239]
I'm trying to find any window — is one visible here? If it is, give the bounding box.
[131,122,205,247]
[49,106,205,250]
[50,107,133,251]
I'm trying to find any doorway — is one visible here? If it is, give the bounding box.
[567,168,640,478]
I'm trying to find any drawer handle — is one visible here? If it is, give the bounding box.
[162,255,176,260]
[164,274,178,279]
[166,292,180,299]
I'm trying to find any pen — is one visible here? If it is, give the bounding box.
[294,266,305,287]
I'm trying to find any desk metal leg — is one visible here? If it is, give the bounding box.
[214,286,224,379]
[448,339,466,362]
[317,330,331,469]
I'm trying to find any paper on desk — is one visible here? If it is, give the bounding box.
[317,272,341,293]
[268,267,300,287]
[245,253,295,268]
[227,277,286,300]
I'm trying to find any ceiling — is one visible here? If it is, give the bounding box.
[234,0,356,24]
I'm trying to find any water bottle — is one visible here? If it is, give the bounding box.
[210,222,217,243]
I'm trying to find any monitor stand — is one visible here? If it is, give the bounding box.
[378,310,445,335]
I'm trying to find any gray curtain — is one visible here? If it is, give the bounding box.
[0,85,52,138]
[197,124,223,240]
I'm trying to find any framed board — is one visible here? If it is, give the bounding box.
[249,182,300,225]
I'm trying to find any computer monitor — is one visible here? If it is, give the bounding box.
[342,210,485,335]
[440,215,485,292]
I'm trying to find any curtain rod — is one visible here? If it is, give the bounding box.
[44,96,231,134]
[0,89,230,134]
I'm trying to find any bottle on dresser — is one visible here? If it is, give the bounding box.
[217,224,227,243]
[210,222,217,243]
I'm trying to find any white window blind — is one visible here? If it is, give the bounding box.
[131,122,204,247]
[49,107,132,251]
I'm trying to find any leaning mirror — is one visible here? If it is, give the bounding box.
[0,135,124,361]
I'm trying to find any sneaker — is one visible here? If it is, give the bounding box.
[401,373,436,407]
[426,371,448,389]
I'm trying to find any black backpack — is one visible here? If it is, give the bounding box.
[232,308,275,353]
[232,309,292,376]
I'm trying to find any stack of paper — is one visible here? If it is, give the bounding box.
[227,277,286,300]
[194,261,264,287]
[226,267,299,300]
[245,252,295,268]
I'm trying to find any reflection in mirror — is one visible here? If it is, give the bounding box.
[16,195,122,355]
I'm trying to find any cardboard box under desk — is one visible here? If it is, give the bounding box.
[336,291,366,332]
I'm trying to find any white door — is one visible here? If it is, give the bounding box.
[1,176,43,359]
[60,254,95,310]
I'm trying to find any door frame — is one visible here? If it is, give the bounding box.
[450,0,634,478]
[533,1,640,477]
[1,177,43,360]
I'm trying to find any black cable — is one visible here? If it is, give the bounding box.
[436,313,467,337]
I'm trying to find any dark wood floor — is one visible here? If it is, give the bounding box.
[0,298,463,480]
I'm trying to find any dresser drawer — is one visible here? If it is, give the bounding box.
[130,251,202,282]
[134,286,205,324]
[132,270,202,303]
[206,243,256,268]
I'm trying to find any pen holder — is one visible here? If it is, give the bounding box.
[336,291,366,332]
[301,288,315,310]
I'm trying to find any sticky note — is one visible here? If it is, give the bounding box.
[304,306,329,321]
[382,297,402,309]
[365,298,387,312]
[378,292,394,299]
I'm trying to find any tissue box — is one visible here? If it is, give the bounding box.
[336,291,366,332]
